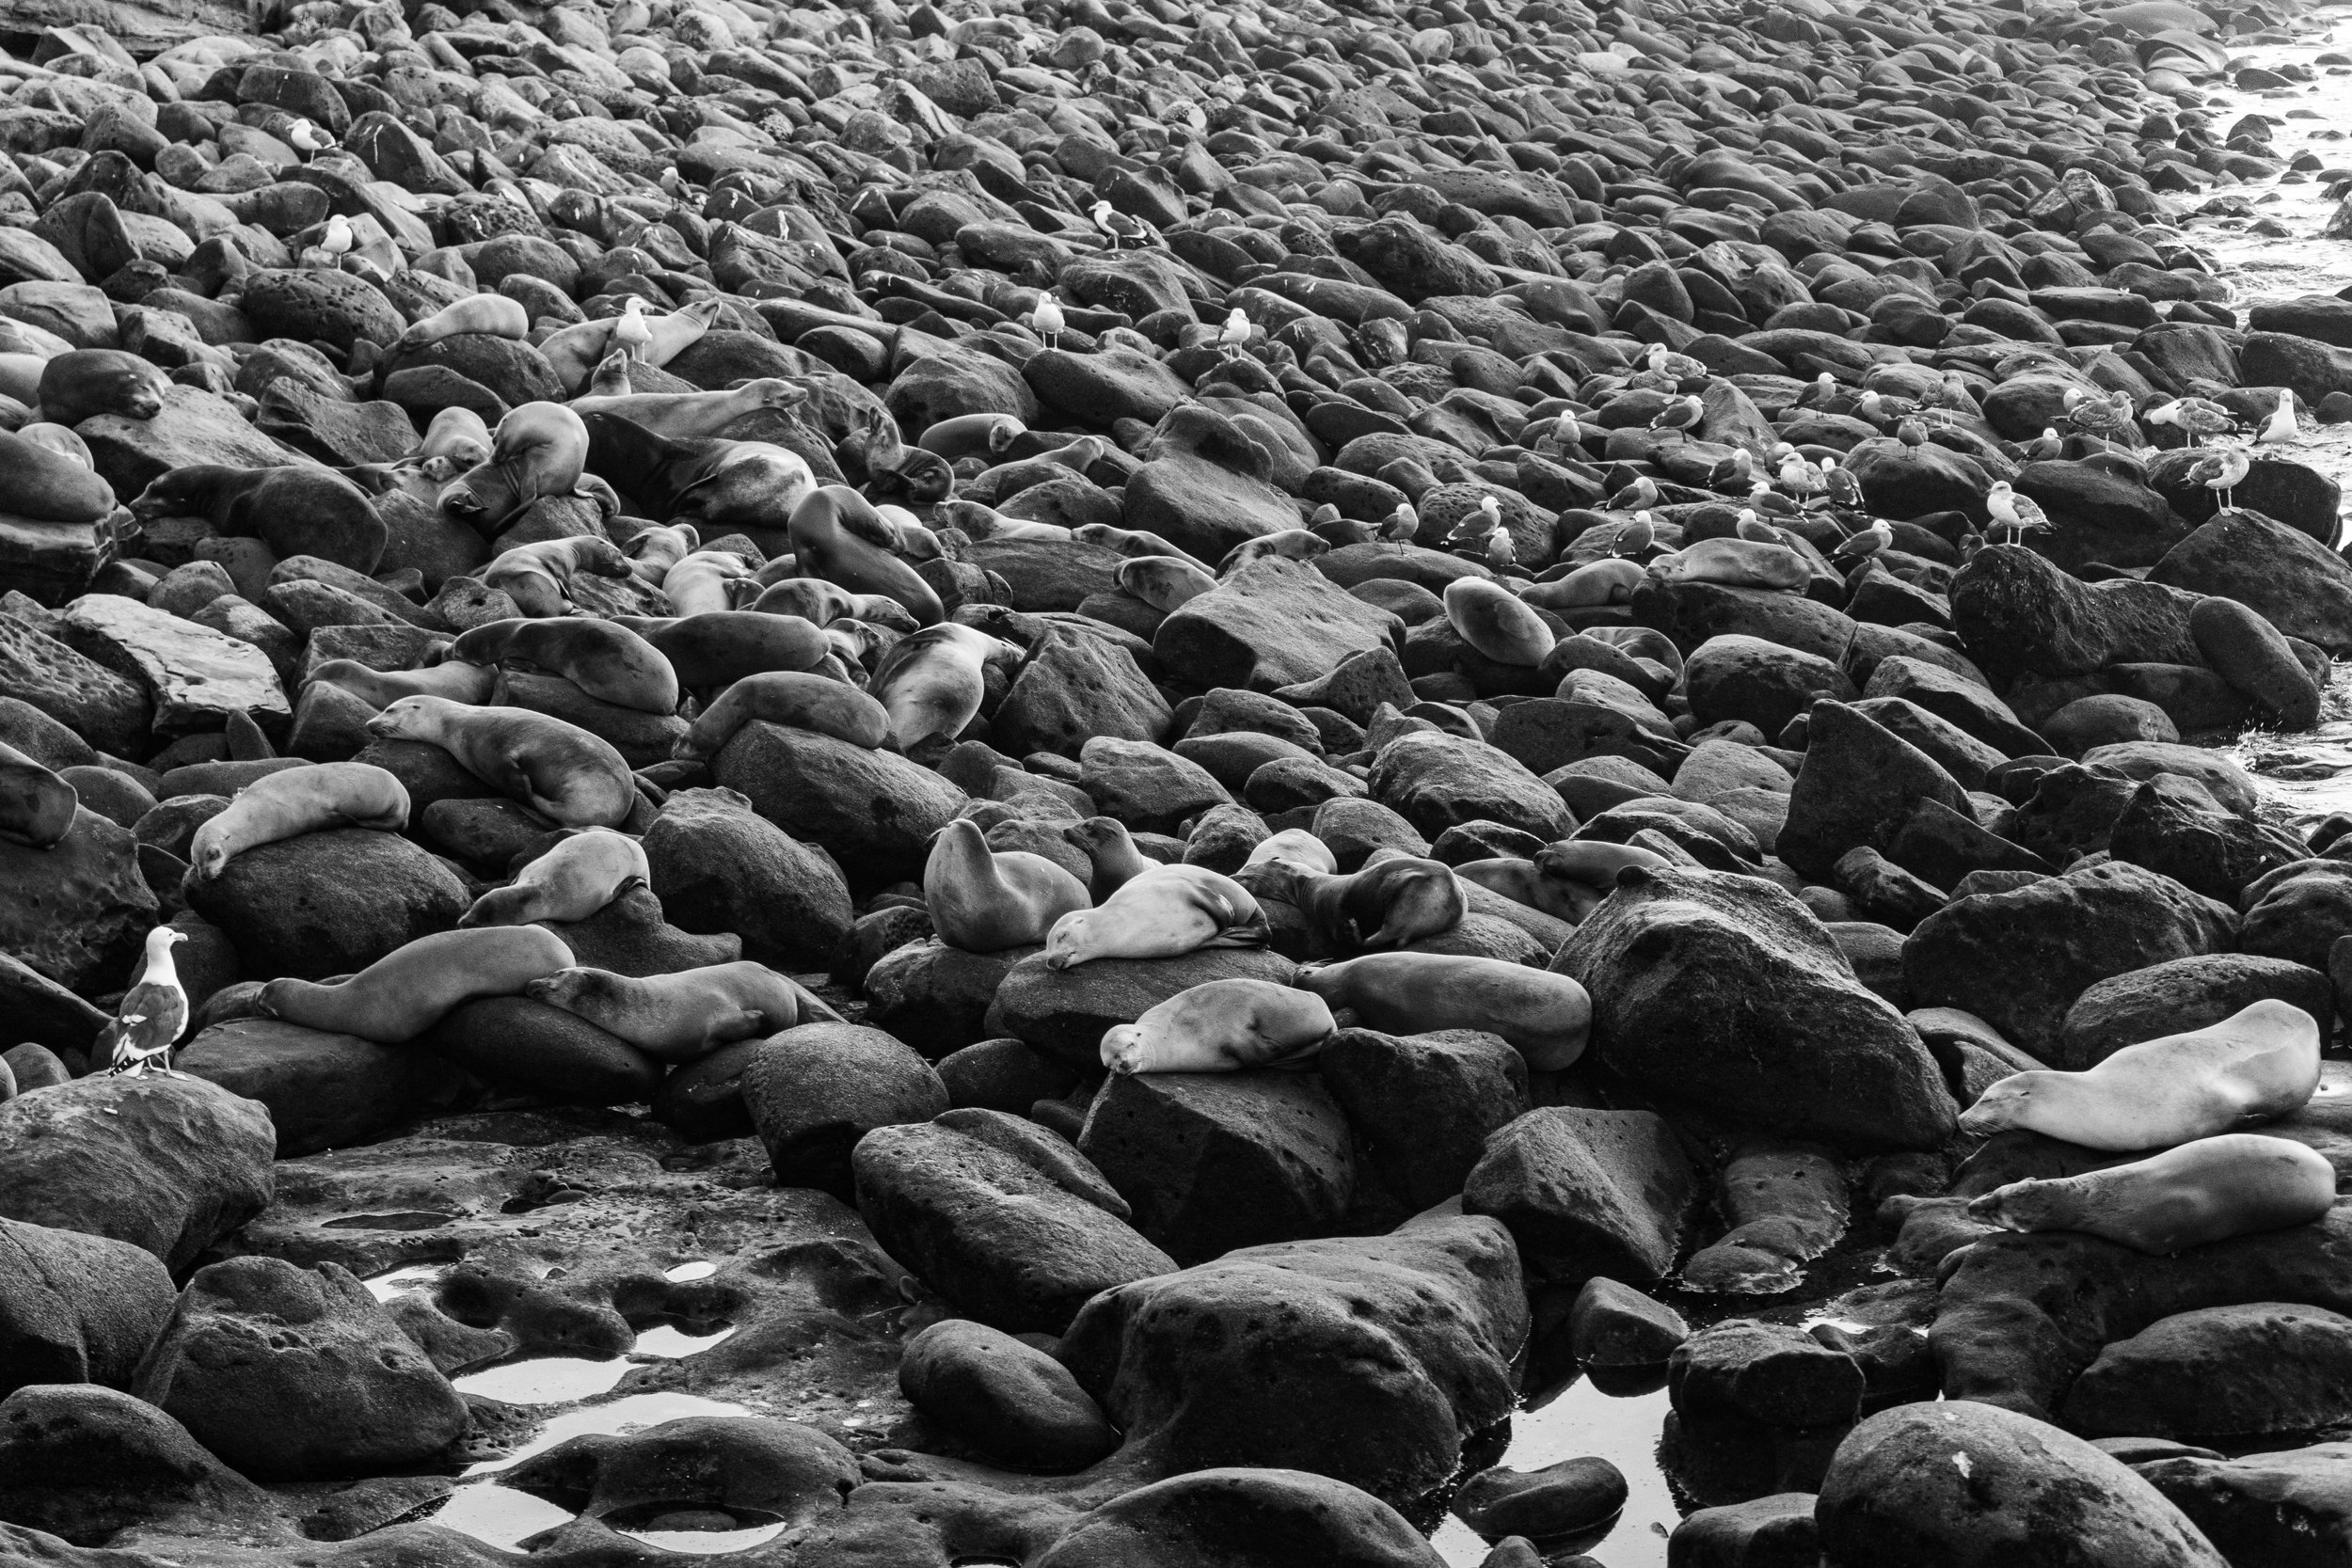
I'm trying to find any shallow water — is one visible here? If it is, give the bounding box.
[1433,1383,1677,1568]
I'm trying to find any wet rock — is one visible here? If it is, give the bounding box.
[2106,773,2306,906]
[1672,1321,1864,1429]
[1035,1466,1448,1568]
[2137,1442,2352,1568]
[178,1018,464,1157]
[2061,1303,2352,1442]
[743,1022,948,1198]
[1668,1493,1820,1568]
[0,1384,285,1548]
[898,1318,1120,1471]
[2058,954,2333,1070]
[2151,508,2352,655]
[1322,1027,1529,1212]
[498,1413,861,1532]
[1464,1107,1696,1286]
[641,785,853,971]
[1452,1457,1629,1548]
[0,1217,175,1399]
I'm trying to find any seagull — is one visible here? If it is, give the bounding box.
[1985,481,2053,546]
[1857,388,1916,426]
[1649,394,1704,435]
[1775,446,1822,499]
[2145,397,2236,447]
[1486,524,1515,569]
[1833,518,1892,561]
[2020,426,2065,461]
[288,119,335,156]
[2061,387,2135,452]
[1383,501,1419,542]
[2257,390,2299,445]
[1090,200,1153,249]
[1708,448,1752,490]
[1821,456,1863,510]
[2186,446,2250,512]
[612,295,653,360]
[1030,294,1065,348]
[1931,371,1979,414]
[102,927,190,1077]
[1611,510,1656,557]
[1644,341,1707,383]
[1735,508,1779,543]
[1896,416,1929,448]
[1607,476,1661,511]
[317,215,354,257]
[1219,308,1250,357]
[1799,370,1838,407]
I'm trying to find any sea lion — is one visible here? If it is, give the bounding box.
[1041,863,1269,969]
[1583,625,1682,678]
[187,762,410,880]
[525,960,824,1061]
[1968,1133,2338,1254]
[924,818,1091,953]
[571,378,808,441]
[1242,828,1339,875]
[876,504,941,561]
[452,617,679,715]
[610,610,829,688]
[1524,559,1646,610]
[0,741,76,849]
[661,549,755,616]
[440,401,596,534]
[935,499,1069,543]
[789,486,944,626]
[394,293,529,354]
[310,657,498,708]
[1648,537,1810,591]
[480,535,632,618]
[15,422,94,471]
[675,671,891,758]
[257,926,574,1043]
[750,578,859,625]
[1220,530,1330,574]
[420,406,493,470]
[1958,1001,2322,1152]
[1101,979,1337,1075]
[1444,578,1554,666]
[586,349,633,397]
[1455,856,1587,924]
[1064,816,1163,902]
[1294,952,1592,1069]
[916,411,1024,461]
[0,427,113,525]
[460,827,648,927]
[624,521,699,583]
[1116,555,1216,612]
[1072,523,1215,574]
[866,622,1023,752]
[541,297,722,392]
[39,349,167,425]
[828,620,895,671]
[365,697,637,827]
[978,436,1105,499]
[1254,854,1469,951]
[129,465,386,574]
[1532,840,1675,920]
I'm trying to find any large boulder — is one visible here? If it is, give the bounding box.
[0,1384,282,1548]
[1462,1106,1696,1284]
[2058,954,2332,1070]
[1950,544,2201,684]
[1778,701,1974,883]
[640,786,854,971]
[2105,774,2306,906]
[2148,507,2352,654]
[1369,730,1573,843]
[712,721,966,888]
[898,1319,1120,1472]
[184,827,468,980]
[1152,559,1402,692]
[1035,1467,1447,1568]
[1320,1028,1529,1212]
[2137,1442,2352,1568]
[742,1023,948,1197]
[59,594,290,733]
[2060,1303,2352,1442]
[0,1218,176,1399]
[177,1019,465,1157]
[0,806,154,991]
[1551,866,1955,1150]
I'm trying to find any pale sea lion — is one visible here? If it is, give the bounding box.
[1523,559,1646,611]
[624,521,699,583]
[365,697,637,827]
[1101,979,1337,1075]
[451,617,679,715]
[1293,952,1592,1069]
[750,577,859,625]
[188,762,409,879]
[310,658,498,709]
[258,926,575,1042]
[14,422,94,472]
[1116,554,1216,612]
[1968,1133,2338,1254]
[936,499,1069,543]
[915,411,1024,461]
[571,378,808,441]
[1253,854,1468,951]
[524,959,825,1061]
[1959,1001,2322,1152]
[675,671,891,758]
[1072,523,1214,575]
[866,622,1023,752]
[0,741,76,849]
[481,535,632,618]
[1647,536,1810,591]
[789,486,944,627]
[420,406,493,469]
[441,401,595,534]
[1444,578,1554,666]
[1064,816,1163,901]
[1583,625,1682,678]
[662,549,755,617]
[1242,828,1338,875]
[0,427,112,525]
[460,827,648,927]
[1041,863,1269,969]
[1219,530,1329,574]
[394,293,530,354]
[924,818,1091,954]
[1455,856,1586,924]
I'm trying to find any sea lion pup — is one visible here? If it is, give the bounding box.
[1219,530,1330,574]
[1293,953,1592,1069]
[935,499,1070,543]
[1531,841,1675,921]
[1041,863,1269,970]
[788,486,944,626]
[480,535,632,618]
[1959,1001,2322,1152]
[418,407,492,476]
[439,401,596,534]
[916,411,1024,460]
[924,818,1091,953]
[365,697,637,828]
[1064,816,1164,901]
[1115,554,1216,613]
[1251,854,1468,951]
[310,658,499,709]
[866,622,1024,752]
[187,762,410,880]
[625,521,699,583]
[452,617,680,715]
[661,549,755,617]
[526,960,824,1061]
[394,293,530,354]
[570,377,808,441]
[1647,537,1810,592]
[1444,578,1554,666]
[1523,558,1647,611]
[1968,1133,2338,1254]
[258,926,575,1043]
[675,671,892,759]
[0,741,76,849]
[750,576,859,625]
[1101,979,1337,1075]
[1071,523,1215,575]
[460,827,648,927]
[609,610,830,688]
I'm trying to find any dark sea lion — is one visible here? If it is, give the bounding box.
[440,401,595,534]
[788,485,943,626]
[365,697,637,828]
[1253,855,1469,951]
[452,616,680,714]
[608,610,831,688]
[579,412,816,544]
[39,349,167,425]
[129,465,387,574]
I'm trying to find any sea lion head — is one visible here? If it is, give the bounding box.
[1957,1072,2039,1135]
[128,467,219,524]
[1101,1022,1151,1075]
[46,350,167,421]
[521,967,608,1009]
[364,694,443,743]
[1965,1177,2066,1233]
[746,378,808,410]
[1041,909,1095,971]
[252,978,294,1019]
[459,884,539,928]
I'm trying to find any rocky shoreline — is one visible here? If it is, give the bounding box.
[3,0,2352,1562]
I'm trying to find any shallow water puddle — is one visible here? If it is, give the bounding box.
[663,1260,720,1281]
[634,1323,740,1357]
[617,1522,791,1554]
[1432,1381,1677,1568]
[434,1398,762,1550]
[359,1263,446,1302]
[454,1355,637,1404]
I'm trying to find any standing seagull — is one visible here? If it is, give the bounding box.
[1820,456,1863,511]
[1030,294,1065,348]
[2257,391,2299,445]
[1219,308,1251,358]
[1612,510,1656,557]
[1985,481,2053,546]
[612,295,653,361]
[2145,396,2236,447]
[1383,501,1419,542]
[103,927,190,1077]
[1649,394,1704,435]
[1833,519,1892,562]
[2060,388,2135,453]
[1090,200,1154,249]
[2186,446,2250,512]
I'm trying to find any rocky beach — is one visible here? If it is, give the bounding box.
[3,0,2352,1560]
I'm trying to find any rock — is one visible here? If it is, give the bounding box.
[419,996,660,1103]
[1371,730,1572,842]
[2061,1302,2352,1442]
[2058,955,2333,1070]
[184,827,467,980]
[1462,1106,1697,1285]
[1034,1467,1450,1568]
[1153,559,1402,692]
[1681,1141,1851,1296]
[1672,1321,1864,1429]
[238,269,403,355]
[0,1384,282,1548]
[2106,773,2306,906]
[852,1112,1173,1334]
[1569,1276,1691,1368]
[1451,1457,1628,1547]
[178,1018,463,1157]
[1078,735,1231,833]
[1078,1069,1355,1265]
[2244,862,2352,970]
[1123,451,1300,565]
[1686,635,1857,736]
[987,948,1297,1067]
[1669,1493,1820,1568]
[541,884,740,976]
[1902,861,2237,1059]
[59,594,289,734]
[0,1075,273,1273]
[1321,1028,1529,1212]
[993,626,1171,757]
[1778,702,1973,883]
[2151,508,2352,655]
[898,1318,1120,1471]
[0,805,154,991]
[2187,594,2320,728]
[712,721,965,888]
[0,614,151,757]
[1552,865,1955,1151]
[1950,544,2201,684]
[640,785,853,970]
[131,1256,468,1481]
[1814,1401,2226,1568]
[0,1218,175,1399]
[863,940,1031,1059]
[2137,1442,2352,1568]
[1863,656,2044,757]
[743,1022,947,1197]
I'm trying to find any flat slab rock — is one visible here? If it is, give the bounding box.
[60,593,291,731]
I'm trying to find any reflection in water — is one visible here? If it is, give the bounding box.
[455,1355,635,1404]
[1433,1380,1677,1568]
[664,1260,720,1282]
[620,1523,791,1554]
[359,1263,446,1302]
